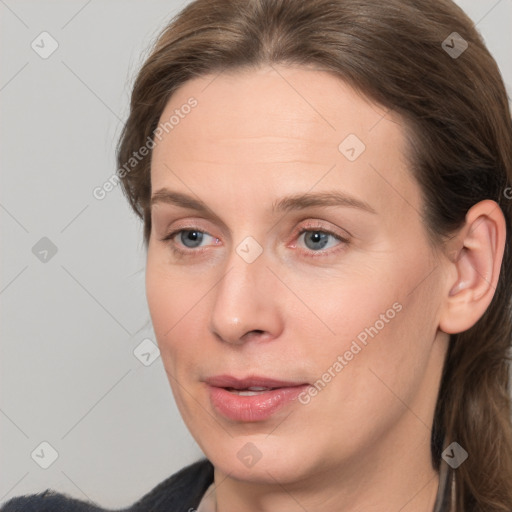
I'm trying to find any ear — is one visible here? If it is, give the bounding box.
[439,199,507,334]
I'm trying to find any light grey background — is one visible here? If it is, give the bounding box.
[1,0,511,508]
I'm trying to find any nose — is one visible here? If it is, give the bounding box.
[209,245,283,345]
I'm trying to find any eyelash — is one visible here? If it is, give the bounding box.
[160,222,350,258]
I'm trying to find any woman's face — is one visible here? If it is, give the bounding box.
[146,65,450,487]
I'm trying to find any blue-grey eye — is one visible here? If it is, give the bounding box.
[180,230,204,248]
[303,231,331,250]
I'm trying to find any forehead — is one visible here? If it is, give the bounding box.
[150,65,421,220]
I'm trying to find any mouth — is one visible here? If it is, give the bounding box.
[223,386,281,396]
[205,374,308,390]
[204,375,310,422]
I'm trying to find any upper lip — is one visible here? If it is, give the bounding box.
[205,375,308,389]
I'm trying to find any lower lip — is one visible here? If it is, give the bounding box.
[207,384,309,422]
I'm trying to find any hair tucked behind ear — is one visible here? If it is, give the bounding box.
[116,1,512,509]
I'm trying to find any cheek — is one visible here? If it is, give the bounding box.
[311,265,440,435]
[145,262,204,417]
[145,253,211,377]
[299,245,437,373]
[145,262,173,341]
[146,255,186,364]
[146,246,200,338]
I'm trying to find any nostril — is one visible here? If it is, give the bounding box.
[240,329,265,342]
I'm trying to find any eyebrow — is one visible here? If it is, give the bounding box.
[150,188,377,215]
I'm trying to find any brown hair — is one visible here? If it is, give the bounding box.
[117,0,512,509]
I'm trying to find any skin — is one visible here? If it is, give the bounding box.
[146,65,506,511]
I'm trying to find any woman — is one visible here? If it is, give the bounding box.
[3,0,511,511]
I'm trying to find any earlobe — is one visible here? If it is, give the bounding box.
[439,200,505,335]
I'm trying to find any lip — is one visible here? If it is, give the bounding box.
[205,374,308,389]
[205,374,309,422]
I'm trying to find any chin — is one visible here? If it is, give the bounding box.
[202,434,317,484]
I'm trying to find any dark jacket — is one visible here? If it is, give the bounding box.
[0,458,214,512]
